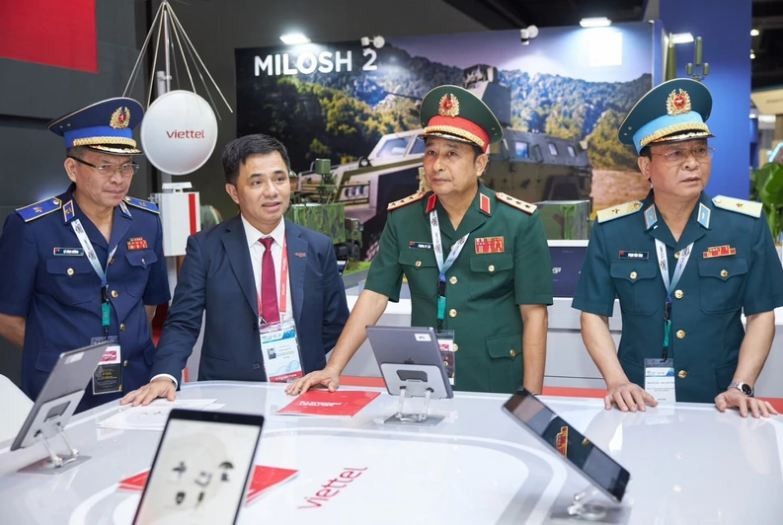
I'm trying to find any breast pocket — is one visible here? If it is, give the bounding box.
[123,250,159,297]
[45,257,96,305]
[698,257,748,314]
[609,261,658,315]
[399,249,438,299]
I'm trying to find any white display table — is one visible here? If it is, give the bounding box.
[1,382,781,524]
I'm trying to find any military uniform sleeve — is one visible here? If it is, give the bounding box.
[572,223,616,316]
[0,213,38,316]
[142,216,171,305]
[742,213,783,315]
[514,211,553,305]
[364,214,404,302]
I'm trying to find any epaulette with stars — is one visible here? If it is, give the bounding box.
[712,195,762,218]
[15,197,63,222]
[124,196,160,214]
[387,191,426,212]
[596,200,642,223]
[495,192,536,215]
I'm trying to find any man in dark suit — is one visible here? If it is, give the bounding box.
[122,134,348,405]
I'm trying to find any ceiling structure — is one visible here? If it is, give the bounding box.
[443,0,783,90]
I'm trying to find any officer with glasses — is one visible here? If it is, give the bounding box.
[573,79,783,417]
[0,97,170,411]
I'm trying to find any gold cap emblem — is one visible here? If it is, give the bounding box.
[110,106,131,129]
[438,93,460,117]
[666,89,692,116]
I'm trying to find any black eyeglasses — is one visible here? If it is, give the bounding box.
[67,155,140,177]
[650,145,715,164]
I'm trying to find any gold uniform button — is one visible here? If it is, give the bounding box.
[119,323,126,332]
[509,349,516,357]
[488,264,496,273]
[452,343,459,352]
[123,360,129,367]
[629,271,638,281]
[449,276,458,285]
[110,289,119,298]
[448,308,458,318]
[677,369,688,379]
[414,260,422,268]
[674,289,684,299]
[676,329,686,339]
[720,269,728,279]
[674,251,681,259]
[66,268,75,277]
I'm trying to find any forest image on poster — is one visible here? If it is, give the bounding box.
[236,23,654,233]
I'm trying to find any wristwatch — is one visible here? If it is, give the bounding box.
[728,382,754,397]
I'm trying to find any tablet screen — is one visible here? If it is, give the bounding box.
[503,389,630,503]
[134,410,263,525]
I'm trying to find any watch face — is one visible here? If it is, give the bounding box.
[739,383,753,396]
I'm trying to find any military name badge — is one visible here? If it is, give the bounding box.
[53,247,84,257]
[474,236,504,254]
[618,249,648,260]
[703,245,736,258]
[409,240,433,250]
[127,237,149,251]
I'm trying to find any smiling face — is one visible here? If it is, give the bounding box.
[225,151,290,234]
[65,149,135,212]
[638,139,712,204]
[422,136,488,203]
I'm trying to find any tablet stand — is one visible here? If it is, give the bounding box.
[18,391,90,472]
[553,487,626,523]
[379,364,448,424]
[394,383,433,422]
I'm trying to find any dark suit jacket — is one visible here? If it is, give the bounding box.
[152,216,349,382]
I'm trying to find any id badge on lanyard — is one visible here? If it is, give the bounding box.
[430,210,468,330]
[650,240,693,403]
[259,318,303,382]
[72,219,123,395]
[257,241,302,382]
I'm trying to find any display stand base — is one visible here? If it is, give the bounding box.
[20,430,90,474]
[383,385,444,425]
[549,488,628,523]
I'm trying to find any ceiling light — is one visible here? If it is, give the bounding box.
[280,32,310,45]
[750,28,760,37]
[580,17,612,28]
[670,33,694,44]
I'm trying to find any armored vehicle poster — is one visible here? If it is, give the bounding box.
[235,23,654,255]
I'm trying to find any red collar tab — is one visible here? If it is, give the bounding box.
[425,193,438,214]
[479,193,491,216]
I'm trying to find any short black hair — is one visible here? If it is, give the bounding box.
[638,145,651,159]
[222,134,291,184]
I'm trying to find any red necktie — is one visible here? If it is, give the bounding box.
[259,237,279,324]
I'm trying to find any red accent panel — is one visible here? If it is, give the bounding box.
[188,193,198,234]
[542,386,606,398]
[0,0,97,73]
[340,376,386,388]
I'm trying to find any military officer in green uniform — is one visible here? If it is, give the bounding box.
[288,85,553,395]
[573,79,783,417]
